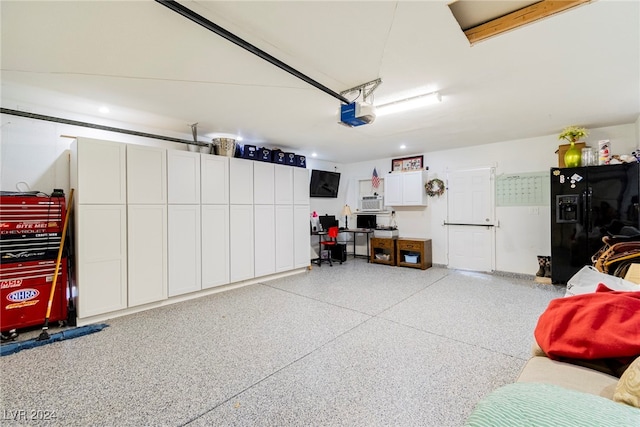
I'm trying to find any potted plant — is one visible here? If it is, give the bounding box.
[559,126,588,143]
[559,126,588,168]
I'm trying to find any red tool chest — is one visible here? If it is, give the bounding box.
[0,194,65,264]
[0,193,69,333]
[1,259,68,331]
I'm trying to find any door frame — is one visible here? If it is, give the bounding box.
[445,166,496,272]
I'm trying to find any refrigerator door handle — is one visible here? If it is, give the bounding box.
[584,187,592,232]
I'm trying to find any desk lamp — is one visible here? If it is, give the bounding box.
[341,205,352,229]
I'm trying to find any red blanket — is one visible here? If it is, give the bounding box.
[534,284,640,360]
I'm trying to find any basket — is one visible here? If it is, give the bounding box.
[404,254,419,263]
[213,138,236,157]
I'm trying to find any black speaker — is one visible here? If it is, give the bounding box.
[330,243,347,262]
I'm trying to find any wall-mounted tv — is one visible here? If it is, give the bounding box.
[309,169,341,198]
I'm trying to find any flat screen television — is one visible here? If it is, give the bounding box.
[310,169,341,198]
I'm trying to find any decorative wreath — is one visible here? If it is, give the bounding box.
[425,178,445,197]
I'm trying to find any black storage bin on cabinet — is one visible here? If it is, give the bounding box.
[295,155,306,168]
[285,152,296,166]
[258,147,272,162]
[272,150,286,164]
[242,144,257,160]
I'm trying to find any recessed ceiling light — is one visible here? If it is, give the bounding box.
[400,144,406,149]
[312,152,318,157]
[99,106,109,114]
[236,136,244,142]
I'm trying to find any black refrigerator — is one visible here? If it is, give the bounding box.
[550,163,640,284]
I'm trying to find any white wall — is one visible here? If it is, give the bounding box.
[3,109,638,276]
[305,158,347,222]
[1,113,189,195]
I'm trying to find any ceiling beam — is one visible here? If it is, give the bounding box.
[464,0,591,45]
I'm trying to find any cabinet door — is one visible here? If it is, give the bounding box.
[229,158,254,205]
[254,204,275,277]
[202,205,230,288]
[384,174,403,206]
[403,171,427,206]
[293,168,310,205]
[275,165,294,205]
[275,205,294,272]
[77,205,127,318]
[201,155,229,204]
[168,150,201,204]
[230,204,255,282]
[294,205,311,268]
[127,145,167,204]
[73,138,126,204]
[128,205,167,306]
[168,205,201,296]
[254,162,275,205]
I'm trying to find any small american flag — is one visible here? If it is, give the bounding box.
[372,168,380,189]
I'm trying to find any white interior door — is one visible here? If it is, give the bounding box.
[447,167,495,272]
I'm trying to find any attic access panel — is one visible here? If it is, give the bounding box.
[448,0,591,44]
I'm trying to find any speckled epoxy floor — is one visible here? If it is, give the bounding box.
[0,260,564,426]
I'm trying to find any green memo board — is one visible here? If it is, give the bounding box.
[496,172,549,206]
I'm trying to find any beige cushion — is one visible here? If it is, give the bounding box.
[531,340,618,377]
[614,356,640,408]
[517,356,619,400]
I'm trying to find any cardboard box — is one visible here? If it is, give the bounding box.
[556,142,586,168]
[624,263,640,285]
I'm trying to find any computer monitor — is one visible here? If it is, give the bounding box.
[319,215,338,231]
[357,214,377,229]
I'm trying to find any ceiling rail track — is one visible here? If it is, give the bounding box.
[155,0,350,104]
[1,108,195,145]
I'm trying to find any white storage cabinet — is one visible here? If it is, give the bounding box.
[126,144,168,307]
[201,154,229,205]
[275,204,294,272]
[168,205,202,296]
[230,204,255,282]
[71,138,128,319]
[384,170,429,206]
[201,154,230,289]
[254,204,276,277]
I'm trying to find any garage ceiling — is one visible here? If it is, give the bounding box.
[1,0,638,163]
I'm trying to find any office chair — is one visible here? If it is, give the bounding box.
[319,226,341,266]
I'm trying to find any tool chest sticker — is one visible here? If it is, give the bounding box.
[5,288,40,310]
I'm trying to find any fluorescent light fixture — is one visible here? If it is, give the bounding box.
[375,91,441,116]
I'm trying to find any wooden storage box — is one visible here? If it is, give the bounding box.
[370,237,397,266]
[396,238,432,270]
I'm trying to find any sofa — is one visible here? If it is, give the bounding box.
[465,279,640,426]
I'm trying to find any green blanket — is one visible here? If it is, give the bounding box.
[465,383,640,427]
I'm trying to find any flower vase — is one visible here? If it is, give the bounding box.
[564,141,582,168]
